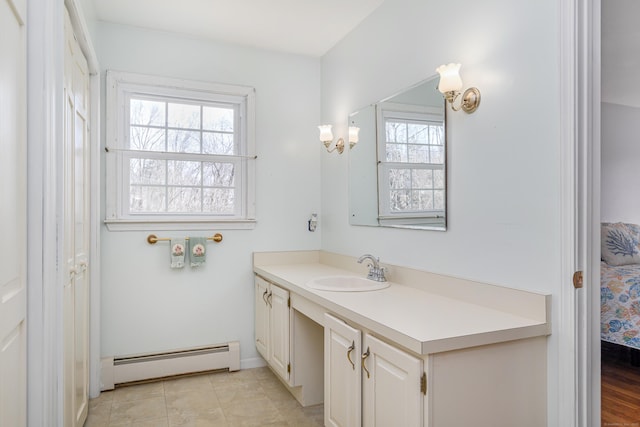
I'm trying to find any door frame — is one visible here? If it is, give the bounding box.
[27,0,101,423]
[559,0,600,426]
[27,1,65,424]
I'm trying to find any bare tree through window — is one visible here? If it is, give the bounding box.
[128,97,239,215]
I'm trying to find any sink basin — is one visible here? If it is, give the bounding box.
[306,275,390,292]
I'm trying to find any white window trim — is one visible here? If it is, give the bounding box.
[376,104,446,222]
[104,71,256,231]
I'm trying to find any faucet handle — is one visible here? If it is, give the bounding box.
[376,266,387,282]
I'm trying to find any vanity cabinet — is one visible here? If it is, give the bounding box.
[255,275,290,382]
[253,252,550,427]
[325,313,424,427]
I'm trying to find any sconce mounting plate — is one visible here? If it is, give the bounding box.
[461,87,481,114]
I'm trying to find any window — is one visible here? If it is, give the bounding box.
[377,106,445,224]
[105,71,255,230]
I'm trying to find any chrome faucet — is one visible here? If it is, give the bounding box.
[357,254,386,282]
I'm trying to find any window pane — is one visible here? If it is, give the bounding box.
[203,188,235,214]
[412,170,433,188]
[130,126,165,151]
[434,169,445,188]
[130,158,166,185]
[386,121,406,143]
[168,161,201,186]
[203,132,235,155]
[168,130,201,153]
[434,190,445,209]
[408,124,428,144]
[408,145,429,163]
[203,162,235,187]
[430,146,445,164]
[413,190,434,210]
[130,186,166,212]
[130,99,165,126]
[389,169,411,189]
[168,187,202,212]
[203,106,234,132]
[429,125,444,145]
[167,103,200,129]
[386,144,407,162]
[390,190,410,211]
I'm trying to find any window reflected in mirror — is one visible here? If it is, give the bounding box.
[349,76,447,230]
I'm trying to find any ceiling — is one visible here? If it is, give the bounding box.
[91,0,385,57]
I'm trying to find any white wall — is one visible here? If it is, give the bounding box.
[320,0,562,424]
[95,22,322,366]
[601,102,640,224]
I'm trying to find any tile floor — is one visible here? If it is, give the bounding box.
[84,367,324,426]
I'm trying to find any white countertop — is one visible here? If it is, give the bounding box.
[254,261,550,355]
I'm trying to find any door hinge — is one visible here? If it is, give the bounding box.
[287,297,291,308]
[287,363,291,374]
[573,270,584,289]
[420,372,427,395]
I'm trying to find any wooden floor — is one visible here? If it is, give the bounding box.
[601,342,640,426]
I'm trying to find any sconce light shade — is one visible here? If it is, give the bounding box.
[436,63,463,93]
[318,124,344,154]
[435,63,481,114]
[348,126,360,149]
[318,125,333,143]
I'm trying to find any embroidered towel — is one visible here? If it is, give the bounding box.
[189,237,207,267]
[170,238,186,269]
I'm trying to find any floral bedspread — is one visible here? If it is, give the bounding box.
[601,261,640,349]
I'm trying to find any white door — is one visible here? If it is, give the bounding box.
[255,276,270,360]
[324,313,362,427]
[269,284,290,381]
[362,334,423,427]
[0,0,27,425]
[63,8,90,427]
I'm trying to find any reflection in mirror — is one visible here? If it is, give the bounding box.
[348,76,446,230]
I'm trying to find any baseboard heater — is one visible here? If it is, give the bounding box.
[101,341,240,390]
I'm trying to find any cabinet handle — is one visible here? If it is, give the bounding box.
[267,291,273,307]
[347,341,356,370]
[361,347,371,379]
[262,289,269,305]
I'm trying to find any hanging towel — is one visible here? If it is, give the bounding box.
[170,238,186,269]
[189,237,207,267]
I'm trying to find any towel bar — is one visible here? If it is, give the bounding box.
[146,233,223,245]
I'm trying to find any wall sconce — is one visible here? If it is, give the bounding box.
[318,125,360,154]
[348,126,359,149]
[435,63,481,114]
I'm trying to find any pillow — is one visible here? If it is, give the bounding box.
[601,222,640,266]
[624,222,640,239]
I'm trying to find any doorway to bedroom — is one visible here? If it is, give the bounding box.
[600,0,640,424]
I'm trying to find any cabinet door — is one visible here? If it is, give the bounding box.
[254,276,270,360]
[269,284,290,381]
[362,334,423,427]
[325,313,362,427]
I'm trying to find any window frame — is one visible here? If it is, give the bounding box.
[105,71,256,231]
[376,102,446,224]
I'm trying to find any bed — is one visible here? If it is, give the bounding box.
[601,222,640,351]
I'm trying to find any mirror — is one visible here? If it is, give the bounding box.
[348,76,446,230]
